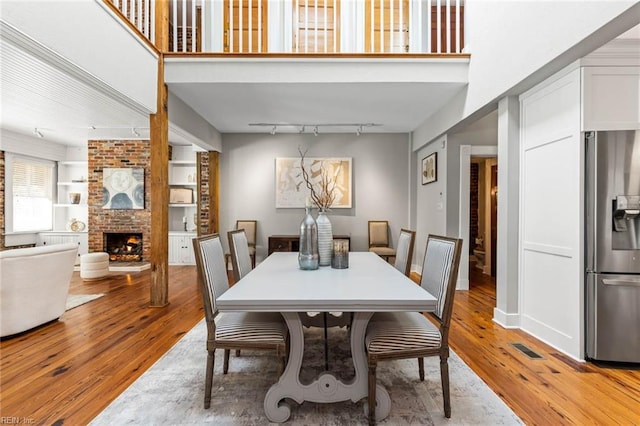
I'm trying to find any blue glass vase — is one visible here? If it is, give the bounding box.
[298,206,319,270]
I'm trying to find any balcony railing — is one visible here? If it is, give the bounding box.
[109,0,465,55]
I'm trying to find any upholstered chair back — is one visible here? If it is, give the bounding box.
[228,229,253,282]
[193,234,230,318]
[394,229,416,276]
[368,221,390,247]
[419,235,461,323]
[236,220,257,247]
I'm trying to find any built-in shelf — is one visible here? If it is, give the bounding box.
[55,160,88,232]
[168,146,198,264]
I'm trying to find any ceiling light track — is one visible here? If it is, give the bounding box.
[249,123,381,136]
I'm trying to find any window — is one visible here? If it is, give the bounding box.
[8,155,54,232]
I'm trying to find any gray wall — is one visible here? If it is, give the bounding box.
[220,133,411,262]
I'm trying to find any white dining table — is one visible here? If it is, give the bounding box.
[216,251,437,422]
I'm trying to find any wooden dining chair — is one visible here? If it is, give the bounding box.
[235,220,257,268]
[393,228,416,277]
[192,234,288,409]
[368,220,396,263]
[365,234,462,424]
[227,229,253,283]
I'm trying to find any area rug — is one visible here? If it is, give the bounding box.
[65,293,104,311]
[90,319,523,425]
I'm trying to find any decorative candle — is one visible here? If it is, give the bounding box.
[182,216,187,224]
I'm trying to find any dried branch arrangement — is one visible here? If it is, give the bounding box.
[298,147,341,210]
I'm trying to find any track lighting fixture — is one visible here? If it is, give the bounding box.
[131,127,140,137]
[248,123,381,135]
[34,128,44,138]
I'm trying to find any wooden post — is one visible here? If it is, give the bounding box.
[150,0,169,307]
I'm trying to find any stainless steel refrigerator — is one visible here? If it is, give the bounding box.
[585,130,640,363]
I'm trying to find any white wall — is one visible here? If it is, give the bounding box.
[414,136,448,272]
[413,1,640,151]
[220,133,411,262]
[519,65,583,360]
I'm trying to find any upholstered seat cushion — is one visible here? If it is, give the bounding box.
[369,246,396,256]
[216,312,287,344]
[366,311,441,353]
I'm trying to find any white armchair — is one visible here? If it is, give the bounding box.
[0,243,78,337]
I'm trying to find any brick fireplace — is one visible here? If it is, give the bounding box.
[87,140,151,261]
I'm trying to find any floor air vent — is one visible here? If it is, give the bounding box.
[510,343,544,360]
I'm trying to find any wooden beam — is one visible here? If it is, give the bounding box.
[149,0,170,307]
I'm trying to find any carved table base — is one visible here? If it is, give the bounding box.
[264,312,390,422]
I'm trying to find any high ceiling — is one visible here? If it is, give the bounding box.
[0,33,467,147]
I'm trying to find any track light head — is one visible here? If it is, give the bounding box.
[313,126,318,136]
[131,127,140,137]
[34,128,44,138]
[270,126,277,135]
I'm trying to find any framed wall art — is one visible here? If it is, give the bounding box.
[275,157,352,208]
[102,168,145,209]
[422,152,437,185]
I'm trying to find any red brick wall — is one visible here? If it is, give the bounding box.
[197,151,211,235]
[88,140,151,260]
[470,162,479,254]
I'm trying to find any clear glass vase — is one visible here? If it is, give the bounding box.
[298,206,319,270]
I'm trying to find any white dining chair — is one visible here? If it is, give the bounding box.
[365,234,462,424]
[192,233,288,409]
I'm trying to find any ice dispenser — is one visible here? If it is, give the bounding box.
[613,195,640,232]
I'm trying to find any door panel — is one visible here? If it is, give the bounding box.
[365,0,409,53]
[224,0,268,53]
[294,0,340,53]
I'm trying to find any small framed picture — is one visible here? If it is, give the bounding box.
[422,152,437,185]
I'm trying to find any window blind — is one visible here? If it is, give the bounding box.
[12,157,54,232]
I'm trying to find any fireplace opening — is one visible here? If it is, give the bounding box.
[104,232,143,262]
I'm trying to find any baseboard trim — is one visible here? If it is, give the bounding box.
[493,307,520,328]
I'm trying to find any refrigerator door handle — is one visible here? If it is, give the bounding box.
[602,278,640,287]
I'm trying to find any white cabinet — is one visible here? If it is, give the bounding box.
[582,66,640,130]
[38,232,88,265]
[169,232,196,265]
[54,161,88,232]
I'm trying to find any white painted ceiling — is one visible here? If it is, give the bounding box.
[167,81,466,135]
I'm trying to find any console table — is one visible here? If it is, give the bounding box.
[268,235,351,255]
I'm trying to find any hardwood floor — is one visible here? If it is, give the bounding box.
[1,263,639,425]
[449,264,640,425]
